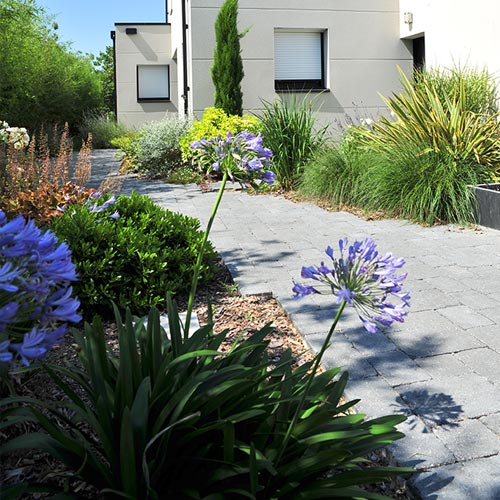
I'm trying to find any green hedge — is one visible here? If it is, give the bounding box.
[51,192,218,318]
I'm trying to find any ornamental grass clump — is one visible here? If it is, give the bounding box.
[0,210,81,375]
[259,95,329,190]
[346,67,500,223]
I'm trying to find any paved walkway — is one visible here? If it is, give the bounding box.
[96,151,500,500]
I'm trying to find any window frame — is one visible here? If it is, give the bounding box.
[274,29,327,92]
[136,64,170,102]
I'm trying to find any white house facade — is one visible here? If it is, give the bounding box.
[400,0,500,78]
[113,1,500,128]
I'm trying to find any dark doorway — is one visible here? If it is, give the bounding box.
[413,36,425,72]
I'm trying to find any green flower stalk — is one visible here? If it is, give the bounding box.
[184,130,274,337]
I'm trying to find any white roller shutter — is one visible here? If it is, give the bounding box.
[274,31,322,81]
[137,65,170,100]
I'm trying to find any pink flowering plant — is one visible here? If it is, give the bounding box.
[0,210,81,373]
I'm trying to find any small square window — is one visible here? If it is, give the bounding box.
[274,30,326,91]
[137,65,170,101]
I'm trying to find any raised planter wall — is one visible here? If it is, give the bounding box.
[469,183,500,230]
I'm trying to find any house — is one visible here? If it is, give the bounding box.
[112,1,500,129]
[399,0,500,77]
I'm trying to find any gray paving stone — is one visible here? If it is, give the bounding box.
[456,347,500,386]
[366,349,433,387]
[410,288,461,312]
[414,353,471,379]
[389,415,457,470]
[449,289,500,310]
[339,326,399,355]
[438,305,494,330]
[425,275,470,293]
[397,375,500,422]
[303,332,378,380]
[469,324,500,353]
[467,277,500,295]
[343,375,402,418]
[480,412,500,436]
[388,314,482,358]
[410,455,500,500]
[479,306,500,323]
[433,418,500,461]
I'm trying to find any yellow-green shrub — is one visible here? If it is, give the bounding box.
[180,107,260,161]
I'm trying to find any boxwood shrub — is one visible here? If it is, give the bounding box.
[51,192,218,318]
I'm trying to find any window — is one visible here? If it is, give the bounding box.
[137,65,170,101]
[274,30,326,91]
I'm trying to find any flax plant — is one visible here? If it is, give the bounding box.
[355,67,500,174]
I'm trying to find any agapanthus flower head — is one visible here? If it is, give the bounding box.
[0,210,81,369]
[292,237,410,333]
[190,130,275,186]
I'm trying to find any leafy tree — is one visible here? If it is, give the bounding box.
[0,0,103,131]
[211,0,244,116]
[94,45,115,114]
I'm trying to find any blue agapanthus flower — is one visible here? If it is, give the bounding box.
[190,130,275,185]
[293,238,410,333]
[0,210,81,368]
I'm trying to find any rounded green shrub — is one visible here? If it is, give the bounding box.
[51,192,218,318]
[180,107,260,162]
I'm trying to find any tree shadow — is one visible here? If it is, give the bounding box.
[411,470,456,500]
[395,390,463,430]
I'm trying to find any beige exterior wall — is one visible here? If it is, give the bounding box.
[114,24,179,128]
[187,0,413,125]
[115,1,415,126]
[400,0,500,80]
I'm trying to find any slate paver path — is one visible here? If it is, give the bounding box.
[93,150,500,500]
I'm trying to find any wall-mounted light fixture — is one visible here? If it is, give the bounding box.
[125,27,138,35]
[403,12,413,25]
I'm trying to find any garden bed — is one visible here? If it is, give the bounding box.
[1,263,413,499]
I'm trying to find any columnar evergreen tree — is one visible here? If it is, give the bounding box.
[211,0,244,116]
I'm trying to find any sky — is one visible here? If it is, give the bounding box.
[37,0,167,57]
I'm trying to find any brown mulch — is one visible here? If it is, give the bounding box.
[0,263,414,499]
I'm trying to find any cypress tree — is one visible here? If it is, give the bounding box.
[211,0,244,116]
